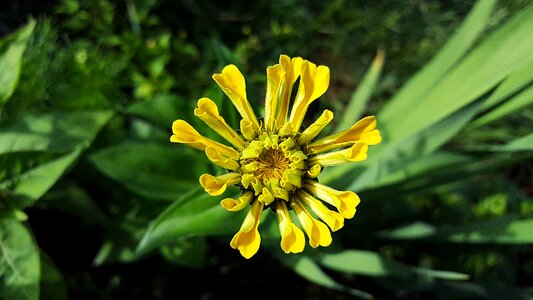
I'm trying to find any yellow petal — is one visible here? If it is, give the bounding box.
[212,64,260,131]
[241,173,263,195]
[221,191,253,211]
[308,143,368,166]
[194,97,245,150]
[298,110,334,145]
[289,61,330,131]
[304,180,361,219]
[240,140,263,159]
[307,164,321,178]
[275,201,305,254]
[240,119,257,141]
[230,200,264,259]
[257,187,275,205]
[264,65,286,131]
[297,190,344,232]
[277,55,304,126]
[170,119,239,159]
[205,147,240,170]
[199,173,240,196]
[292,199,332,248]
[308,116,381,153]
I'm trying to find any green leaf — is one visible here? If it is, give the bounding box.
[336,49,385,131]
[1,148,82,209]
[39,252,67,300]
[160,236,208,269]
[378,0,496,131]
[89,142,204,200]
[318,249,469,280]
[383,5,533,140]
[136,188,245,256]
[324,101,482,190]
[0,20,36,105]
[471,85,533,127]
[127,94,188,129]
[0,219,40,300]
[0,110,114,155]
[497,133,533,151]
[381,217,533,244]
[280,255,373,299]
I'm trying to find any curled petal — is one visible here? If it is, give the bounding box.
[298,110,334,145]
[257,187,275,205]
[240,140,264,159]
[292,199,332,248]
[199,173,240,196]
[297,190,344,232]
[221,191,253,211]
[308,143,368,166]
[194,97,245,149]
[307,164,321,178]
[241,174,263,195]
[276,201,305,254]
[305,180,361,219]
[289,61,330,131]
[213,65,260,130]
[205,147,240,170]
[230,200,264,259]
[240,119,257,141]
[170,120,239,158]
[308,116,381,153]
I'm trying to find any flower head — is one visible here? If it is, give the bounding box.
[171,55,381,258]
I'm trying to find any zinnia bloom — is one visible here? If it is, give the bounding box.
[170,55,381,258]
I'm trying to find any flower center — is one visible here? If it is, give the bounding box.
[255,149,291,183]
[238,132,309,205]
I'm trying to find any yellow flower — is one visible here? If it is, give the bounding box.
[171,55,381,259]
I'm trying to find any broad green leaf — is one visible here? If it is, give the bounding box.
[318,249,468,280]
[378,0,496,129]
[0,219,40,300]
[471,85,533,127]
[0,148,82,209]
[0,110,114,155]
[127,94,188,129]
[381,217,533,244]
[280,255,373,299]
[383,5,533,140]
[0,20,36,104]
[160,236,208,269]
[39,253,66,300]
[336,49,385,131]
[89,142,203,200]
[136,188,245,256]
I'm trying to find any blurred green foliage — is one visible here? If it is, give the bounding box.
[0,0,532,299]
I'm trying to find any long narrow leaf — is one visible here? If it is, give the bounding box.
[378,0,496,128]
